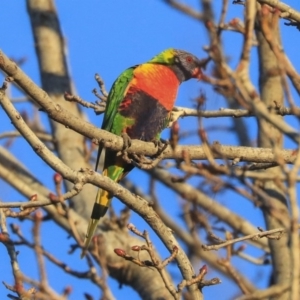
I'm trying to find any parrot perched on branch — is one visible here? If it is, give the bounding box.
[81,48,203,258]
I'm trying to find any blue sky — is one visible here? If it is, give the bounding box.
[1,1,300,299]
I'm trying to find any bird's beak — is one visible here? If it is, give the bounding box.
[192,67,203,80]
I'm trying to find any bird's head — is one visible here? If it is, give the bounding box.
[149,48,203,82]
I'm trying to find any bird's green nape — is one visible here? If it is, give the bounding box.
[148,48,176,65]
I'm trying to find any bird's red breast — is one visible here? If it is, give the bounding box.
[127,63,180,111]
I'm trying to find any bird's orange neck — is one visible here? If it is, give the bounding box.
[130,63,180,111]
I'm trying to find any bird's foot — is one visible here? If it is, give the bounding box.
[129,139,168,169]
[119,132,133,163]
[152,138,169,158]
[121,132,132,150]
[131,152,163,170]
[122,150,133,164]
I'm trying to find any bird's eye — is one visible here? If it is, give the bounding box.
[186,56,193,63]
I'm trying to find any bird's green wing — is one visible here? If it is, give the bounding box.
[102,67,135,131]
[94,66,135,171]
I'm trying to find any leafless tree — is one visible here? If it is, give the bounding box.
[1,0,300,299]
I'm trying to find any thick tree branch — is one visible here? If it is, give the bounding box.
[255,3,291,299]
[0,87,298,167]
[26,0,95,221]
[0,145,175,299]
[0,86,202,299]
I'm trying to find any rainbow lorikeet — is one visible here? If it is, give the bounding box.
[81,48,203,257]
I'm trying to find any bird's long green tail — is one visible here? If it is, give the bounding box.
[81,162,125,258]
[81,187,111,258]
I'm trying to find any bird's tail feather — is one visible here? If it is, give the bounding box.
[81,188,111,258]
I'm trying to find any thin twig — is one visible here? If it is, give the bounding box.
[162,0,203,21]
[202,226,294,251]
[0,207,29,299]
[258,0,300,23]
